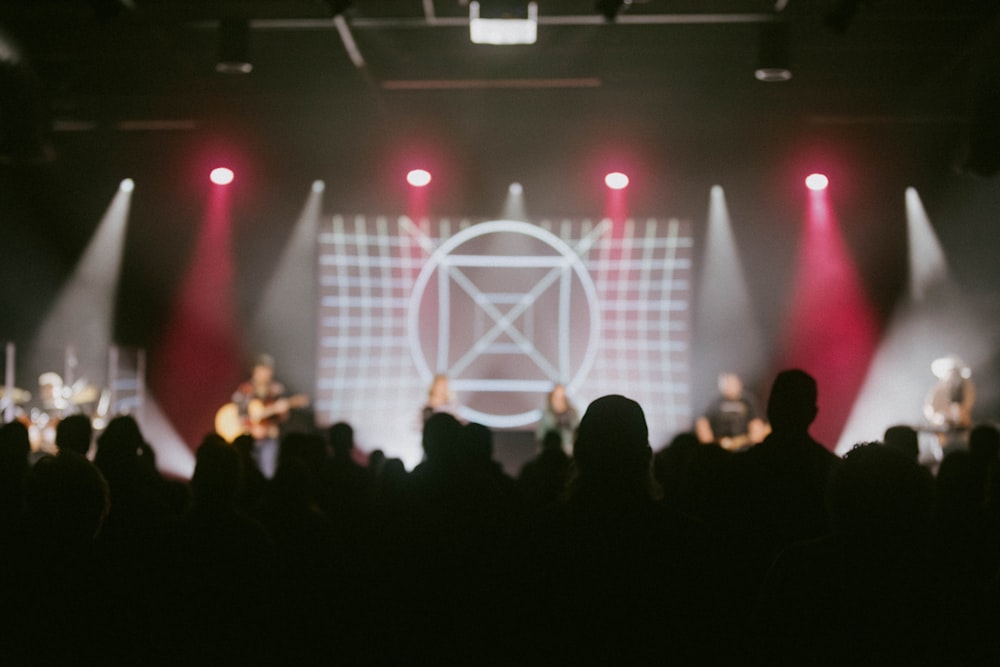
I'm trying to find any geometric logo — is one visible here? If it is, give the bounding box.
[408,220,601,428]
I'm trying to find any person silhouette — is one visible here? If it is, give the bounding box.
[527,395,723,664]
[733,370,841,578]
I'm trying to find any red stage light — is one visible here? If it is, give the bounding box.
[805,173,829,191]
[210,167,235,185]
[407,169,432,187]
[605,172,629,190]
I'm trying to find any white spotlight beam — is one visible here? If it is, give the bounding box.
[693,186,765,398]
[905,187,948,302]
[249,184,324,396]
[837,189,988,455]
[502,182,527,221]
[35,181,133,385]
[140,396,195,479]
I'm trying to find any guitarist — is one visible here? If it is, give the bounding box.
[229,354,302,477]
[232,354,290,441]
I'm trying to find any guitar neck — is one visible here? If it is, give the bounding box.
[250,394,308,420]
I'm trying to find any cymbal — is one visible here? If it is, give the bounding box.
[0,387,31,404]
[69,384,100,405]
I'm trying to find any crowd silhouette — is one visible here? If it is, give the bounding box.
[2,368,1000,664]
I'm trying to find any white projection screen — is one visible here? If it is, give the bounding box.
[316,215,693,468]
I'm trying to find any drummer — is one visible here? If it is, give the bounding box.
[36,372,71,415]
[29,372,100,455]
[28,372,69,455]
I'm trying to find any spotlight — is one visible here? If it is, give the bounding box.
[805,173,829,191]
[119,178,134,192]
[469,2,538,45]
[755,21,792,82]
[210,167,235,185]
[407,169,432,187]
[312,180,326,193]
[216,18,253,74]
[605,172,629,190]
[509,182,523,195]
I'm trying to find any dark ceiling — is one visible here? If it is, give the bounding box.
[3,1,999,178]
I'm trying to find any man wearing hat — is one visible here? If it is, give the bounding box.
[924,354,975,453]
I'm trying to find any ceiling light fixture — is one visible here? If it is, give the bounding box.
[216,18,253,74]
[755,20,792,82]
[469,2,538,45]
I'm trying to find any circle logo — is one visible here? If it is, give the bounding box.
[408,220,600,428]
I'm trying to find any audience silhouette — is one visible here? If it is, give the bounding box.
[55,412,94,457]
[518,429,572,508]
[735,369,841,567]
[757,442,939,664]
[3,367,1000,663]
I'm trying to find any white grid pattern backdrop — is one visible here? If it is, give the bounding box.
[317,215,693,467]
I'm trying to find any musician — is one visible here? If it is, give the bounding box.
[924,354,975,452]
[536,383,579,455]
[231,354,290,478]
[28,372,73,456]
[695,372,767,451]
[232,355,287,439]
[421,373,462,424]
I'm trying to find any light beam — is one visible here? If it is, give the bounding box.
[779,185,879,449]
[693,185,766,408]
[150,181,244,449]
[248,182,325,398]
[34,179,133,387]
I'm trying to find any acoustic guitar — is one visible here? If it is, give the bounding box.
[215,394,309,442]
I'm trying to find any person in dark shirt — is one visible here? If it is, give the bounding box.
[695,372,767,451]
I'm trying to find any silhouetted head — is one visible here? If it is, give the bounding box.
[540,429,564,452]
[278,432,326,474]
[652,431,700,496]
[0,420,31,471]
[328,421,355,458]
[766,369,818,433]
[24,452,109,546]
[883,425,920,462]
[191,435,242,507]
[94,415,147,485]
[572,395,652,496]
[270,456,313,509]
[56,414,93,457]
[463,422,493,463]
[828,442,933,541]
[97,414,144,448]
[368,449,386,471]
[422,411,462,463]
[968,423,1000,462]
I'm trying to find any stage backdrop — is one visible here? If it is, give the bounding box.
[316,215,693,468]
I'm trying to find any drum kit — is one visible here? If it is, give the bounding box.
[1,374,106,452]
